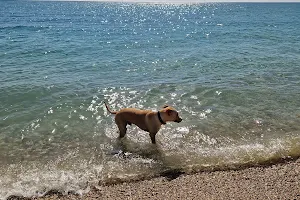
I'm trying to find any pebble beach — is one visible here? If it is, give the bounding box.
[10,158,300,200]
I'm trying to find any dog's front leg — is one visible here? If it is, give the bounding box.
[149,132,157,144]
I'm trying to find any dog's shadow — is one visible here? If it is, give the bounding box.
[112,138,163,160]
[111,138,184,180]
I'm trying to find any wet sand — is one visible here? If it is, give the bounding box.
[11,158,300,200]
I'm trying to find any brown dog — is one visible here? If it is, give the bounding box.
[104,102,182,144]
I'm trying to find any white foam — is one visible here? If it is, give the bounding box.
[79,115,87,120]
[215,91,222,95]
[47,108,53,114]
[0,163,97,199]
[176,127,189,134]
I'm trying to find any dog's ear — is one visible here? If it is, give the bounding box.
[166,109,172,116]
[163,105,169,108]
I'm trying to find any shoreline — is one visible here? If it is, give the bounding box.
[10,158,300,200]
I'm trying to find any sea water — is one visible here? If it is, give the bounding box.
[0,1,300,198]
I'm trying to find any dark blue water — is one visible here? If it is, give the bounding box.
[1,1,300,198]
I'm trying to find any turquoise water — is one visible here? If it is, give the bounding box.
[1,1,300,198]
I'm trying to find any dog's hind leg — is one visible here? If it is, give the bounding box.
[118,125,127,138]
[115,118,127,138]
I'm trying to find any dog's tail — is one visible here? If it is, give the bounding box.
[104,101,117,114]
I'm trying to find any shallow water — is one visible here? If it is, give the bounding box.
[1,1,300,199]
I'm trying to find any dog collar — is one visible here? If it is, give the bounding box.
[157,111,166,125]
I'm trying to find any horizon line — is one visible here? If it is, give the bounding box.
[31,0,300,3]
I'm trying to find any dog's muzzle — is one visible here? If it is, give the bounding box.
[175,118,182,123]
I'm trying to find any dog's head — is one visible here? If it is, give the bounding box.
[161,105,182,123]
